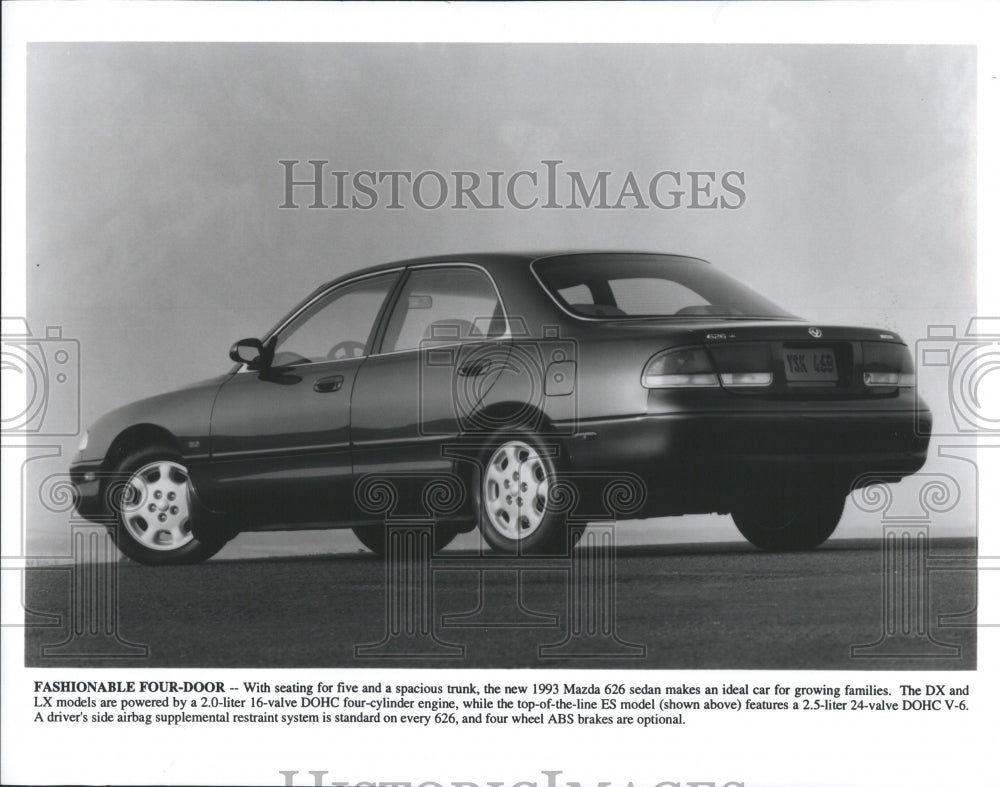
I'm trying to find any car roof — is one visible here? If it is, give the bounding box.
[318,251,710,291]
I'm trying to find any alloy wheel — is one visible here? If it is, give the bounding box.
[483,440,550,541]
[120,460,195,551]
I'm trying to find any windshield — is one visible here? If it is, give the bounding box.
[533,254,796,320]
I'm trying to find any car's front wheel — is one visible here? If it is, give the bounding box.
[107,446,227,565]
[731,480,845,551]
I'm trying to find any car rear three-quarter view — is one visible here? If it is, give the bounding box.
[531,253,930,551]
[69,251,931,563]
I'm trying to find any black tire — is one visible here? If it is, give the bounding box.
[105,445,227,565]
[732,480,845,551]
[478,434,573,555]
[352,523,460,555]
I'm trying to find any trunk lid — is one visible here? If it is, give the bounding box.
[600,319,911,398]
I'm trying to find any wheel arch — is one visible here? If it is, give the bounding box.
[454,400,570,478]
[443,401,569,532]
[464,401,560,444]
[102,423,183,472]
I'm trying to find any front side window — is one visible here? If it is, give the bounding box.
[381,267,506,353]
[536,254,795,320]
[272,273,398,366]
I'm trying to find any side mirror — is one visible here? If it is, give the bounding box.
[229,338,268,369]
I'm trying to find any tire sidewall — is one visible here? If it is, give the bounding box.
[106,445,224,565]
[732,483,845,551]
[478,432,569,555]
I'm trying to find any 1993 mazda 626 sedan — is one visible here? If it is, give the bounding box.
[70,252,931,564]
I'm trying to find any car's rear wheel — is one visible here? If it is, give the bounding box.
[731,480,845,551]
[479,436,573,555]
[352,524,460,555]
[107,446,227,565]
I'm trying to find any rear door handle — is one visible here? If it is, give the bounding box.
[314,375,344,392]
[458,360,491,377]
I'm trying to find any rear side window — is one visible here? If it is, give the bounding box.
[381,267,506,353]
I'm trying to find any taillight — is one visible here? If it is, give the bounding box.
[719,372,773,387]
[708,343,773,388]
[861,342,915,387]
[641,347,719,388]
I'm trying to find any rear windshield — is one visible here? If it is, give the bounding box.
[533,254,795,320]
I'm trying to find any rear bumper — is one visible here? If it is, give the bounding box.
[564,408,931,514]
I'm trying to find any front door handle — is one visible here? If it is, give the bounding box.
[314,375,344,393]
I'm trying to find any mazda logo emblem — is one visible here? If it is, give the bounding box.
[809,327,823,338]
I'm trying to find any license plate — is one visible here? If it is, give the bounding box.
[783,347,837,383]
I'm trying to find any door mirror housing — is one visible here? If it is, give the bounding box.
[229,338,272,370]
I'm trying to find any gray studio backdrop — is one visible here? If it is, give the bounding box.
[24,43,976,557]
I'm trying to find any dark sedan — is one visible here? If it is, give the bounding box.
[70,252,930,563]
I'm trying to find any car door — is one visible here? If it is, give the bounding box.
[202,271,401,524]
[351,264,509,520]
